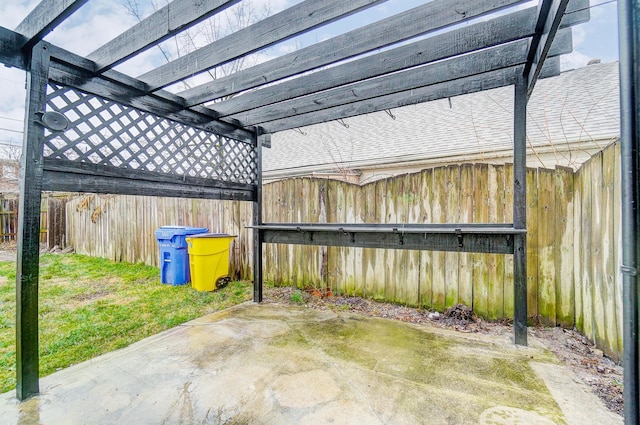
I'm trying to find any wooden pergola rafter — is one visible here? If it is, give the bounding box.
[6,0,636,416]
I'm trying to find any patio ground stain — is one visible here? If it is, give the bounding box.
[0,303,621,424]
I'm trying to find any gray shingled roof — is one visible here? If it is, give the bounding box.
[264,61,620,174]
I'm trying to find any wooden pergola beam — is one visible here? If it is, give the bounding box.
[179,0,529,107]
[231,38,571,128]
[15,0,89,49]
[259,67,521,134]
[526,0,571,96]
[137,0,388,91]
[0,27,27,69]
[258,59,559,134]
[88,0,242,72]
[213,9,569,120]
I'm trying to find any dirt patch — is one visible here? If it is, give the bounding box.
[69,289,113,303]
[532,327,624,416]
[0,250,15,262]
[0,242,74,262]
[263,286,624,417]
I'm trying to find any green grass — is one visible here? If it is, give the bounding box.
[0,253,253,394]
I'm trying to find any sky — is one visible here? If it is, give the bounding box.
[0,0,621,155]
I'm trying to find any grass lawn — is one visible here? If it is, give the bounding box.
[0,253,253,394]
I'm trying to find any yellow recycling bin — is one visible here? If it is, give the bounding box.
[186,233,236,292]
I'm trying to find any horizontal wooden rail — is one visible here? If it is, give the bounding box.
[250,223,524,254]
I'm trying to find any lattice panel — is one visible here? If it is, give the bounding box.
[43,84,257,185]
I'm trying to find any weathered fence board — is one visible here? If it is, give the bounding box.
[526,168,539,323]
[488,165,505,320]
[538,168,556,326]
[418,169,433,307]
[472,163,490,317]
[432,168,447,310]
[459,164,474,308]
[613,142,623,357]
[503,164,515,318]
[580,159,595,343]
[65,142,623,359]
[554,167,575,328]
[590,152,607,351]
[445,165,460,308]
[602,146,619,358]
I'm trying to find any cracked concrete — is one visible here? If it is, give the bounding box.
[0,303,622,424]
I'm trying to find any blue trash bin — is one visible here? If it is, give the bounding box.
[155,226,208,285]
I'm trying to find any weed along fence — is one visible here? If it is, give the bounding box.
[66,142,623,360]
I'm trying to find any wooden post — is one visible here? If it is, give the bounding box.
[16,42,50,400]
[513,74,528,346]
[253,133,264,302]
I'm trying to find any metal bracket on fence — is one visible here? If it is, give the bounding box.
[455,228,463,248]
[390,227,404,246]
[621,265,637,276]
[296,226,314,242]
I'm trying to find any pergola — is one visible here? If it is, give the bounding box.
[0,0,637,422]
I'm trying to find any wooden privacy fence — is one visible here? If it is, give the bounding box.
[0,195,67,246]
[66,195,254,279]
[66,142,622,360]
[0,197,18,242]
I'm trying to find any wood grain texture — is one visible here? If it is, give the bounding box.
[444,165,460,308]
[537,168,556,326]
[503,164,515,318]
[590,152,606,349]
[473,164,490,317]
[459,164,474,308]
[602,146,619,359]
[554,167,575,328]
[526,168,539,324]
[431,167,447,311]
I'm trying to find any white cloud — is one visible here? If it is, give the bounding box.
[0,67,27,145]
[561,51,592,71]
[0,0,41,28]
[571,25,587,49]
[44,0,139,56]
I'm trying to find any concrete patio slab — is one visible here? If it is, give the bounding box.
[0,303,622,425]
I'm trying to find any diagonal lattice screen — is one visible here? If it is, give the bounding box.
[43,84,257,185]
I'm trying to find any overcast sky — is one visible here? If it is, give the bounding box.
[0,0,621,152]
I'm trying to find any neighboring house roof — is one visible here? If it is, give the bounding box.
[264,61,620,181]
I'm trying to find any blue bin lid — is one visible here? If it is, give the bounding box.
[155,226,209,239]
